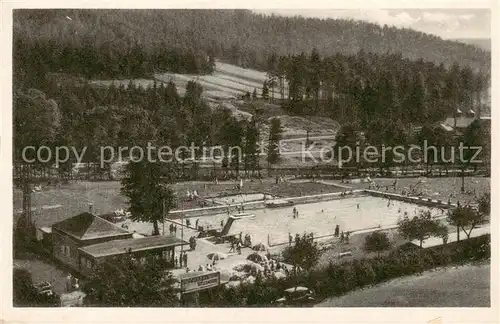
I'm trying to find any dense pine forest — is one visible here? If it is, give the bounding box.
[13,9,491,176]
[14,9,490,85]
[14,81,259,178]
[269,50,489,126]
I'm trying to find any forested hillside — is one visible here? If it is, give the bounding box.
[13,9,490,85]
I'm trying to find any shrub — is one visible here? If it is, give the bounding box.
[198,235,490,306]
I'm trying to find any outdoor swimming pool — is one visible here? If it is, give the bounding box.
[193,195,444,246]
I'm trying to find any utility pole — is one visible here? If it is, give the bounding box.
[162,198,165,236]
[181,200,184,253]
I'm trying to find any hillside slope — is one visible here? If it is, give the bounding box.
[14,9,490,75]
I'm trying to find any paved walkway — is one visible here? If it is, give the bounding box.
[120,218,269,280]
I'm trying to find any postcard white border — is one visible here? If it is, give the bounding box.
[1,0,498,323]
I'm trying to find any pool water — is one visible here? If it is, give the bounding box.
[192,195,443,245]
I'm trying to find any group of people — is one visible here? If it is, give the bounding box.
[228,240,243,254]
[186,189,199,201]
[196,263,216,272]
[334,225,350,243]
[275,175,286,184]
[175,251,189,268]
[168,223,178,235]
[188,236,197,250]
[288,232,314,246]
[243,233,252,247]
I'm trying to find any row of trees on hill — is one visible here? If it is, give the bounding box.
[332,117,490,177]
[265,50,490,126]
[14,38,215,88]
[13,9,490,80]
[13,80,268,179]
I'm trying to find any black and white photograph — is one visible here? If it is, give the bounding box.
[1,1,497,322]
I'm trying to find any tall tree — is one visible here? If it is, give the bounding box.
[121,161,177,236]
[261,80,269,100]
[397,210,441,248]
[244,117,260,176]
[267,117,282,167]
[282,232,321,272]
[447,204,487,241]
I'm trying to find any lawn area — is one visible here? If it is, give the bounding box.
[348,176,490,204]
[13,179,344,228]
[315,262,490,307]
[314,228,406,270]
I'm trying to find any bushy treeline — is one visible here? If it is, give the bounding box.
[267,50,490,126]
[198,234,490,307]
[13,9,489,84]
[13,80,262,178]
[14,38,215,88]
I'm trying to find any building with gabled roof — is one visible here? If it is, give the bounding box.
[44,212,188,276]
[52,212,131,241]
[51,212,133,271]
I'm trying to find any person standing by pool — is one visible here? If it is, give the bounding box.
[357,203,360,210]
[335,225,340,237]
[288,233,293,246]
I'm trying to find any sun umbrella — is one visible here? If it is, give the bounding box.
[273,272,286,279]
[207,252,228,261]
[227,281,242,288]
[244,275,256,284]
[247,252,268,263]
[252,243,268,252]
[250,263,264,273]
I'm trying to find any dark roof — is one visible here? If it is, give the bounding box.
[179,270,219,280]
[79,235,189,258]
[52,212,130,241]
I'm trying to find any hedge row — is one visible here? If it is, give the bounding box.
[198,235,490,307]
